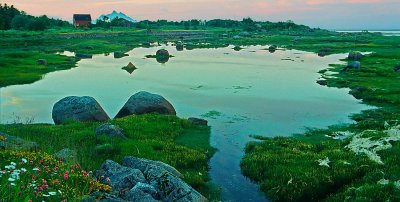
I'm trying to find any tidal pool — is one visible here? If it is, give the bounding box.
[0,45,370,201]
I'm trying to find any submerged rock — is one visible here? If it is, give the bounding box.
[75,53,93,59]
[176,42,184,51]
[156,49,169,59]
[115,91,176,118]
[52,96,110,124]
[122,62,137,74]
[348,51,363,61]
[233,46,242,51]
[96,123,127,139]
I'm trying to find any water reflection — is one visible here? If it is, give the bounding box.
[0,45,371,202]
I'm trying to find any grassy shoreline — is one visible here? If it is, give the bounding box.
[240,33,400,201]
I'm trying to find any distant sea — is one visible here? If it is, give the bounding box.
[335,30,400,36]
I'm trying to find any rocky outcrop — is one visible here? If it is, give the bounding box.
[0,132,39,151]
[52,96,110,124]
[316,79,328,86]
[94,157,207,202]
[115,92,176,118]
[348,51,363,61]
[188,117,208,126]
[123,156,184,179]
[95,123,127,139]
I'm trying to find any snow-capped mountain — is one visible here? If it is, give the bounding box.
[94,11,136,23]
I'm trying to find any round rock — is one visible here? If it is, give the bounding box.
[115,92,176,118]
[52,96,110,124]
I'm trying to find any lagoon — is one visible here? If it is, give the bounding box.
[0,45,371,201]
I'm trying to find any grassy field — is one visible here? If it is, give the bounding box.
[0,114,218,199]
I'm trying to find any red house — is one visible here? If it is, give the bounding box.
[73,14,91,28]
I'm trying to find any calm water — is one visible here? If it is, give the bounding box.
[0,45,371,201]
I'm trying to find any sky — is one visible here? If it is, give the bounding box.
[3,0,400,30]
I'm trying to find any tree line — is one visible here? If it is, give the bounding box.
[0,3,70,31]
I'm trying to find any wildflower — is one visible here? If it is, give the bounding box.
[28,200,32,202]
[10,162,16,166]
[43,194,50,197]
[106,177,111,182]
[48,191,57,196]
[64,171,69,180]
[21,158,28,164]
[10,183,16,186]
[8,177,16,182]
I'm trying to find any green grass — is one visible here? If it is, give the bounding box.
[0,114,218,200]
[240,32,400,201]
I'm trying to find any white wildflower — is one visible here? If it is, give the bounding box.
[32,168,40,171]
[10,162,16,166]
[8,177,16,182]
[43,194,50,197]
[48,192,57,196]
[21,158,28,164]
[10,183,16,186]
[317,157,330,167]
[378,179,389,185]
[21,168,27,172]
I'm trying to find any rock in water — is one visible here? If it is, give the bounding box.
[348,51,363,61]
[114,51,128,59]
[96,123,127,139]
[316,80,328,86]
[52,96,110,124]
[188,117,208,126]
[115,91,176,118]
[268,45,277,53]
[176,42,184,51]
[122,62,137,74]
[156,49,169,59]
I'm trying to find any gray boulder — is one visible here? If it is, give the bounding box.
[176,42,184,51]
[188,118,208,126]
[123,156,184,179]
[124,188,159,202]
[54,148,77,164]
[52,96,110,124]
[115,92,176,118]
[268,45,277,53]
[95,160,146,191]
[348,51,363,61]
[341,61,361,73]
[156,49,170,59]
[96,123,127,139]
[0,132,39,151]
[145,165,208,202]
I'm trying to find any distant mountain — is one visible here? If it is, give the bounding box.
[94,11,136,24]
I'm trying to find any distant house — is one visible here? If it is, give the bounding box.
[73,14,91,28]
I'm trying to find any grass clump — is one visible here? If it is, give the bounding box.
[0,150,111,201]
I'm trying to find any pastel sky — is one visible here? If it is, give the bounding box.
[3,0,400,29]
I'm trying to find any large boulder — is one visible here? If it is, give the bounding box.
[145,165,208,202]
[96,123,127,139]
[268,45,277,53]
[95,158,208,202]
[52,96,110,125]
[95,160,146,192]
[115,92,176,118]
[0,132,39,151]
[348,51,363,61]
[123,156,184,179]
